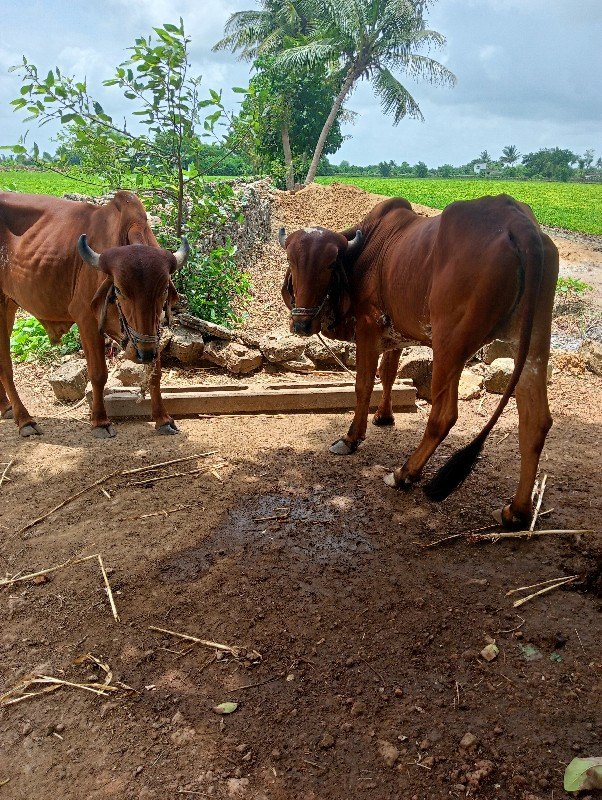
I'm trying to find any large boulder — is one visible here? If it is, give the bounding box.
[579,339,602,376]
[280,354,315,373]
[176,313,234,342]
[458,369,484,400]
[482,339,514,364]
[48,358,88,402]
[484,358,515,394]
[203,340,263,374]
[397,347,433,401]
[305,336,347,366]
[169,325,205,365]
[259,332,306,364]
[111,361,148,387]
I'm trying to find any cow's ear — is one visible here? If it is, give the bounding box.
[90,276,114,333]
[281,267,293,310]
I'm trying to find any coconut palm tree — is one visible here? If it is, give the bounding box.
[214,0,312,188]
[501,144,520,166]
[276,0,456,183]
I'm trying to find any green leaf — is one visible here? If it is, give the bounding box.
[212,702,238,715]
[564,758,602,792]
[46,70,54,86]
[232,86,248,94]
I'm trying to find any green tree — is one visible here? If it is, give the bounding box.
[500,144,520,166]
[8,19,251,324]
[215,0,315,188]
[278,0,456,184]
[226,54,344,188]
[414,160,429,177]
[521,147,578,181]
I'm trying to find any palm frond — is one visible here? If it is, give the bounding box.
[388,52,456,87]
[372,66,424,124]
[275,41,341,70]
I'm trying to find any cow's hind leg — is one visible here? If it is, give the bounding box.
[372,349,401,426]
[0,300,18,419]
[0,297,41,435]
[384,350,464,488]
[500,253,556,528]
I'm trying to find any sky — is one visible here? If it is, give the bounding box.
[0,0,600,168]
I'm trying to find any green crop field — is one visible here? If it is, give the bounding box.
[316,176,602,235]
[0,171,105,196]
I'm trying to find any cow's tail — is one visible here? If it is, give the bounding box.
[423,223,545,502]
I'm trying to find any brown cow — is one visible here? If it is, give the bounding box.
[279,195,559,528]
[0,190,188,438]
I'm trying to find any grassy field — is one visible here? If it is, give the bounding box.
[0,171,235,197]
[317,176,602,235]
[0,170,106,196]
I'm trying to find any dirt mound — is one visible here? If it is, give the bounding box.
[273,181,382,232]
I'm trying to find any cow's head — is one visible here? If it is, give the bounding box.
[78,235,189,363]
[279,226,363,336]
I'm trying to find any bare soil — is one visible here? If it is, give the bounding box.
[1,183,601,800]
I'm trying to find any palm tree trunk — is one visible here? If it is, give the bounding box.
[304,69,356,185]
[281,125,295,190]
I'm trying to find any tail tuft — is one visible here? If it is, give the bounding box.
[423,437,485,501]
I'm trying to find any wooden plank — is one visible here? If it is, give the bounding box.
[99,380,417,418]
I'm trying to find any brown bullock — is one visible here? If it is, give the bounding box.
[280,195,559,528]
[0,190,188,438]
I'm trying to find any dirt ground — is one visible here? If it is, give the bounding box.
[1,184,601,800]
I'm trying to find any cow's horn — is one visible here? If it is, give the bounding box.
[173,236,190,270]
[278,227,287,248]
[346,229,363,254]
[77,234,101,269]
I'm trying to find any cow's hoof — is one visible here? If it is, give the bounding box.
[372,414,395,427]
[1,407,13,420]
[157,420,179,435]
[19,422,43,437]
[329,438,358,455]
[493,504,529,530]
[383,472,413,490]
[93,424,116,439]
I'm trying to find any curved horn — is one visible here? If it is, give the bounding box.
[278,227,287,249]
[346,229,363,255]
[77,234,101,269]
[173,236,190,270]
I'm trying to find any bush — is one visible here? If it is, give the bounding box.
[10,317,81,362]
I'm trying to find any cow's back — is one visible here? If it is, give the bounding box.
[0,191,155,324]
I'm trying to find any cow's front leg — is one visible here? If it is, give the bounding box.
[330,324,381,455]
[77,316,115,438]
[372,349,401,426]
[0,297,41,435]
[148,356,178,435]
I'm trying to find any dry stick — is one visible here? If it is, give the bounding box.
[97,554,120,623]
[0,553,99,588]
[129,463,228,487]
[473,528,594,542]
[133,503,199,520]
[506,575,574,597]
[0,459,14,489]
[121,452,217,476]
[148,625,260,661]
[529,473,548,532]
[18,469,122,535]
[513,575,578,607]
